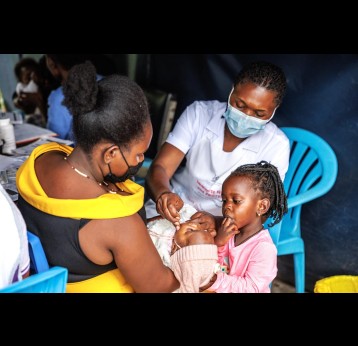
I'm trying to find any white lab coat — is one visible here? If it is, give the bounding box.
[145,100,289,218]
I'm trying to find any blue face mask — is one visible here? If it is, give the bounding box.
[223,88,276,138]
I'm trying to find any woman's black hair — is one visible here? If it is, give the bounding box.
[46,54,90,71]
[234,61,287,106]
[46,54,116,75]
[62,61,150,153]
[37,55,60,91]
[229,160,288,227]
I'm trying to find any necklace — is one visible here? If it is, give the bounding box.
[63,156,123,194]
[235,227,263,247]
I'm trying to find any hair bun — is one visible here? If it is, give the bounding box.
[62,60,98,116]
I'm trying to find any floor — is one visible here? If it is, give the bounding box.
[271,278,297,293]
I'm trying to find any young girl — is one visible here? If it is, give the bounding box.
[204,160,288,293]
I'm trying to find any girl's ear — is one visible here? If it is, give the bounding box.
[257,198,270,216]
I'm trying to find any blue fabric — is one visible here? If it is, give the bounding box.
[47,75,103,140]
[47,86,73,140]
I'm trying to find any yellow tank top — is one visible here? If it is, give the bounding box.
[17,143,145,293]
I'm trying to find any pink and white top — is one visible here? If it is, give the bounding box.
[210,229,277,293]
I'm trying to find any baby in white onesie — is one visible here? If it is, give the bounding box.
[147,204,198,267]
[147,204,219,293]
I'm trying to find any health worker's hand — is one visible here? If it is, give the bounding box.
[156,192,184,230]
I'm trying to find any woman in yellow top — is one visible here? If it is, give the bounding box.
[16,61,180,292]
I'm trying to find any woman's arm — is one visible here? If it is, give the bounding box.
[82,214,179,293]
[146,142,185,224]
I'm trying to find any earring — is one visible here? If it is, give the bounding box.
[257,211,261,216]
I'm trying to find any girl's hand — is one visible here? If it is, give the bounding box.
[215,217,239,247]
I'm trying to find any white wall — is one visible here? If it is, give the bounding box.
[0,54,19,111]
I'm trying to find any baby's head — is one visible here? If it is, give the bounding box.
[147,203,217,268]
[147,204,199,267]
[14,58,39,85]
[172,220,216,254]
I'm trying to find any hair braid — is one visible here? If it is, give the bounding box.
[230,161,288,227]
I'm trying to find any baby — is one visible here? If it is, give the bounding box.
[14,58,39,97]
[148,204,219,293]
[13,58,45,126]
[148,204,197,267]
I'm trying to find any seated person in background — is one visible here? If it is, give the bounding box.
[45,54,102,140]
[201,161,288,293]
[30,55,60,123]
[148,204,218,293]
[0,184,30,289]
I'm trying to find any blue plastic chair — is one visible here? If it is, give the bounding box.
[135,157,153,186]
[0,266,68,293]
[266,127,338,293]
[27,230,50,274]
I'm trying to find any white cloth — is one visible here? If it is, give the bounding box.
[147,204,197,267]
[0,184,30,289]
[15,80,39,96]
[145,100,290,218]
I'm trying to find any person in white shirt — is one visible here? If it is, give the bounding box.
[145,61,290,230]
[0,184,30,289]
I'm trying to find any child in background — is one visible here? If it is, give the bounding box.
[148,204,219,293]
[12,56,58,128]
[13,58,40,117]
[203,160,288,293]
[14,58,39,95]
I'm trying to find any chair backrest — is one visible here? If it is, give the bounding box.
[268,127,338,244]
[143,88,177,159]
[133,88,177,186]
[281,127,338,234]
[27,230,50,274]
[0,266,68,293]
[281,127,338,207]
[134,157,154,186]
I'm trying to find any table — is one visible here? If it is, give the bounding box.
[14,123,57,146]
[0,154,28,201]
[1,125,72,201]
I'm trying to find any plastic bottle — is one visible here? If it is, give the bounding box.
[0,117,16,155]
[0,89,6,112]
